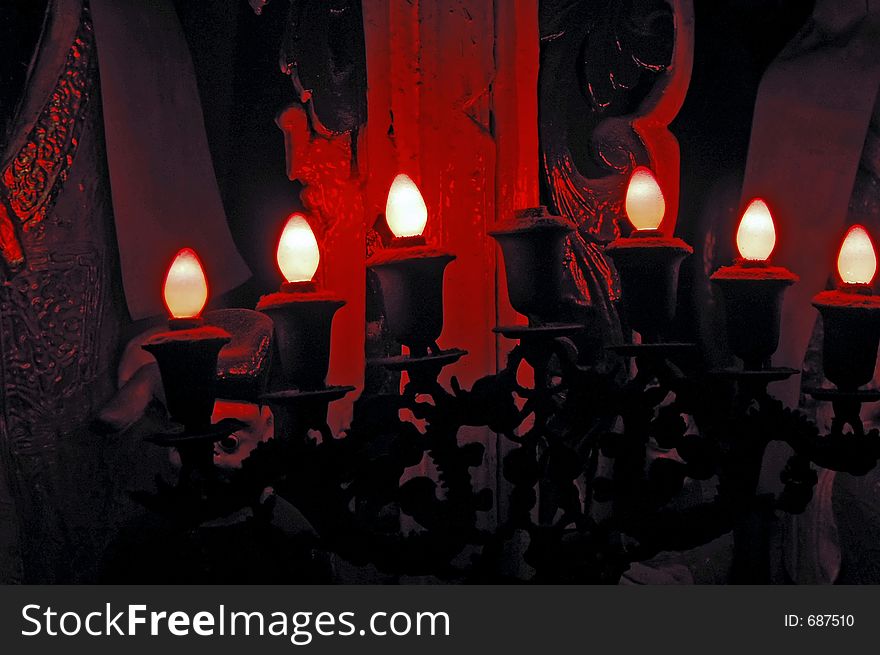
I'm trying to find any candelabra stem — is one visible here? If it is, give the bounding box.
[260,386,355,444]
[730,497,775,584]
[721,383,776,583]
[176,442,217,486]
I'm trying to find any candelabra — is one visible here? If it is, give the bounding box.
[135,172,880,585]
[141,249,245,496]
[255,213,354,442]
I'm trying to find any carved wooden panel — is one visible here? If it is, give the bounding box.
[540,0,693,241]
[538,0,693,346]
[274,0,690,528]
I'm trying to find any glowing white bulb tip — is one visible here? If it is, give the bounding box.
[277,213,320,284]
[164,247,209,320]
[736,198,776,262]
[838,225,877,286]
[625,166,666,232]
[386,173,428,239]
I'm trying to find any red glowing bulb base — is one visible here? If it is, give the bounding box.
[489,207,575,324]
[368,173,455,355]
[148,246,233,440]
[257,214,342,390]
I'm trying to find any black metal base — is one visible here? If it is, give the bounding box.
[610,342,697,359]
[368,349,467,396]
[260,385,357,406]
[805,387,880,438]
[368,348,467,373]
[493,323,584,341]
[145,418,247,448]
[804,387,880,403]
[260,385,356,442]
[709,367,800,383]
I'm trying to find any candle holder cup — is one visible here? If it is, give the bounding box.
[711,264,797,371]
[257,290,345,392]
[142,325,231,432]
[606,235,693,342]
[368,247,454,357]
[489,206,574,325]
[813,288,880,391]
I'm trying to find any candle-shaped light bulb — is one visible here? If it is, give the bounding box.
[837,225,877,285]
[386,173,428,238]
[163,247,208,319]
[624,166,665,232]
[736,198,776,262]
[277,213,320,283]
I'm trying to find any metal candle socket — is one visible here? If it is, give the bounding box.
[142,325,231,431]
[812,289,880,390]
[711,264,797,371]
[367,247,454,357]
[489,207,574,324]
[606,236,693,342]
[256,291,344,391]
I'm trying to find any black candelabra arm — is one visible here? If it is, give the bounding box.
[133,300,880,584]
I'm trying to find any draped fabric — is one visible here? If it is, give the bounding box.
[742,0,880,584]
[740,0,880,403]
[90,0,250,320]
[0,0,128,582]
[0,0,250,582]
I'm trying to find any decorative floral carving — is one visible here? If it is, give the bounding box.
[0,5,95,270]
[0,249,103,442]
[539,0,680,242]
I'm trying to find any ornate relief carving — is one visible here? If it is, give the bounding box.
[539,0,692,333]
[0,5,96,270]
[0,248,103,445]
[280,0,368,138]
[0,4,121,583]
[540,0,690,241]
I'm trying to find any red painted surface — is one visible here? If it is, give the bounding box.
[278,2,541,418]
